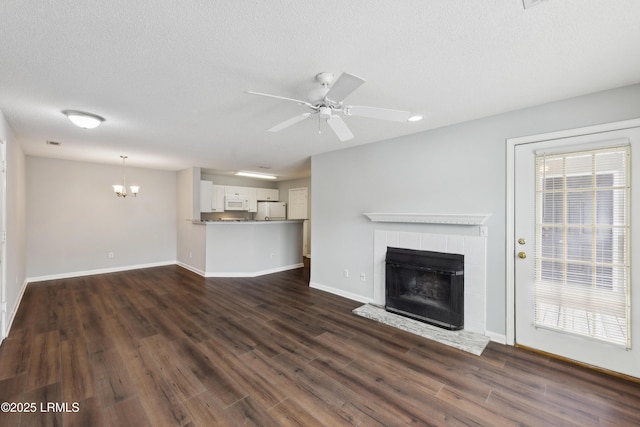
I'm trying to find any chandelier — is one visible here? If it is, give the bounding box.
[113,155,140,197]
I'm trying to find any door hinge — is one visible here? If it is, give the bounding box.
[1,231,6,243]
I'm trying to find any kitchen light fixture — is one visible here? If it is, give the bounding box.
[113,155,140,197]
[62,110,105,129]
[235,171,277,180]
[407,114,424,122]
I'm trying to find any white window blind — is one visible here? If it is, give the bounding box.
[535,145,631,348]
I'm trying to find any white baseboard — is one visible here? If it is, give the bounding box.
[485,330,508,345]
[26,260,177,283]
[309,281,373,304]
[3,278,29,342]
[203,263,304,278]
[175,262,206,277]
[26,260,305,283]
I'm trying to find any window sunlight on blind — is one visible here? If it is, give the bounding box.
[535,145,630,348]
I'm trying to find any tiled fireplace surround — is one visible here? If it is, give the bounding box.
[372,226,488,335]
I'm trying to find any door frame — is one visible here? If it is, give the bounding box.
[505,118,640,346]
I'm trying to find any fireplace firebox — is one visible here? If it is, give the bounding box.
[385,247,464,330]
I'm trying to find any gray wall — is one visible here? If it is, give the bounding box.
[310,83,640,337]
[176,167,206,274]
[26,157,178,279]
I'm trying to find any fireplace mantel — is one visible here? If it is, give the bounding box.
[363,213,491,225]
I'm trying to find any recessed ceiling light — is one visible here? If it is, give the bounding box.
[407,115,424,122]
[62,110,105,129]
[235,171,277,180]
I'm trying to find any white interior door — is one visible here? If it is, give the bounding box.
[514,126,640,378]
[287,187,308,220]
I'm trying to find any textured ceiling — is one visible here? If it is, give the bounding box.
[1,1,639,180]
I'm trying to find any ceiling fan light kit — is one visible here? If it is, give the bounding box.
[247,71,421,142]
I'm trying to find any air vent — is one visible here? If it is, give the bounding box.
[46,140,62,146]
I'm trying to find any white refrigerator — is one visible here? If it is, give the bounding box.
[255,202,287,220]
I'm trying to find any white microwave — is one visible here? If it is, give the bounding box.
[225,196,248,211]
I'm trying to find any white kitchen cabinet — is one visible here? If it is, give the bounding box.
[246,187,257,212]
[200,181,213,212]
[256,188,279,201]
[212,184,225,212]
[224,186,246,197]
[201,181,226,212]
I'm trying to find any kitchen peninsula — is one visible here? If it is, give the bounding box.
[193,219,303,277]
[177,168,308,278]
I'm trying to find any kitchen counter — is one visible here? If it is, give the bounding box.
[189,219,304,277]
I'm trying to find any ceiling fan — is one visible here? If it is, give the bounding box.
[247,72,420,142]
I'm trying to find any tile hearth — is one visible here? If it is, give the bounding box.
[353,304,490,356]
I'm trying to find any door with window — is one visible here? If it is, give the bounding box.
[514,126,640,378]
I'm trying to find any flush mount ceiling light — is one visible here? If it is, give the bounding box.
[235,171,277,180]
[113,155,140,197]
[62,110,105,129]
[407,114,424,122]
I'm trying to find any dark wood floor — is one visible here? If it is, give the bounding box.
[1,264,639,426]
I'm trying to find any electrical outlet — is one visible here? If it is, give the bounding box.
[360,273,366,281]
[343,269,349,278]
[108,252,114,259]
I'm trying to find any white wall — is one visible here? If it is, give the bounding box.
[310,83,640,337]
[0,110,27,339]
[26,157,177,279]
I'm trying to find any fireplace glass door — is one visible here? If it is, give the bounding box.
[385,248,464,330]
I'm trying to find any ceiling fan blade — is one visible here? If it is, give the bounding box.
[344,105,411,122]
[324,72,365,104]
[326,115,354,142]
[246,91,314,108]
[268,113,311,132]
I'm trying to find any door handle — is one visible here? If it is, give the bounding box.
[517,251,527,259]
[518,238,526,245]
